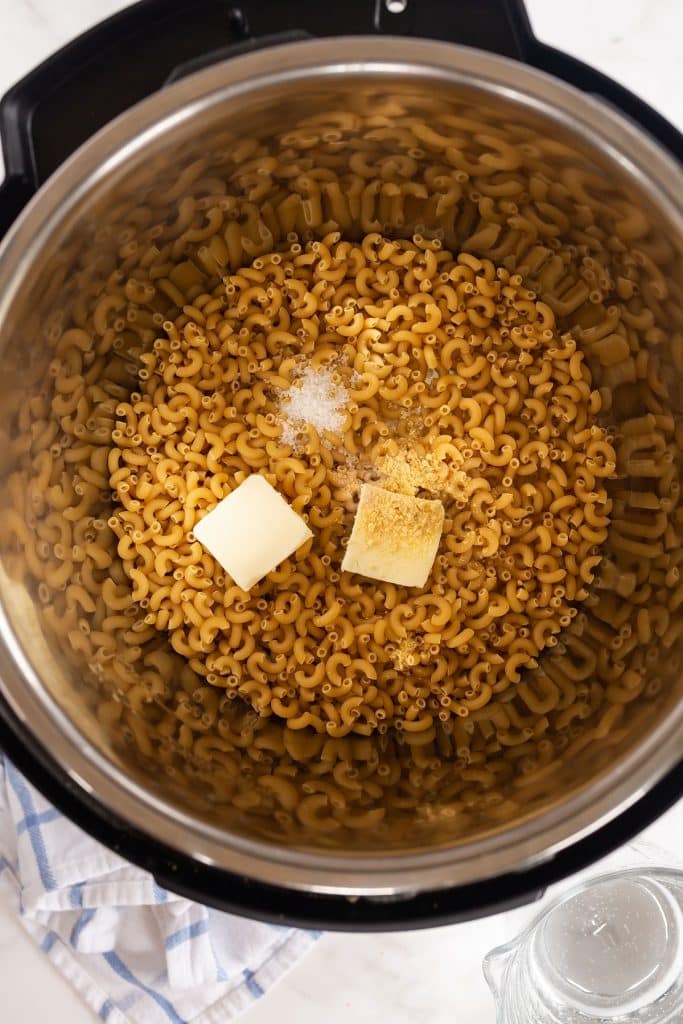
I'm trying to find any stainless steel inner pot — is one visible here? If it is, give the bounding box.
[0,38,681,898]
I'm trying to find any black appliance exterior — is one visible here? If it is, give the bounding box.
[0,0,681,929]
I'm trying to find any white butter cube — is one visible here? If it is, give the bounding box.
[194,475,312,591]
[342,483,444,588]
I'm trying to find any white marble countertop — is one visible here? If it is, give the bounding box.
[0,0,682,1021]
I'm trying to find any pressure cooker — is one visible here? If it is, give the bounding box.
[0,0,681,929]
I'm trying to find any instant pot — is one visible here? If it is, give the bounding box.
[0,0,681,929]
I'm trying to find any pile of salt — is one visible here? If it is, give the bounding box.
[279,365,348,447]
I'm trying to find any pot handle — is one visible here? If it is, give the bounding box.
[163,0,531,81]
[0,175,33,239]
[164,31,312,86]
[0,0,252,231]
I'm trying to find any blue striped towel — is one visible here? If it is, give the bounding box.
[0,756,319,1023]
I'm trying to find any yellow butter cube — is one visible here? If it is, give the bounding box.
[341,483,444,588]
[194,475,312,591]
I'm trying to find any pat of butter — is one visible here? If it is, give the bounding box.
[342,483,444,588]
[194,475,312,591]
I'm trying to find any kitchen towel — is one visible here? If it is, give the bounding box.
[0,756,319,1024]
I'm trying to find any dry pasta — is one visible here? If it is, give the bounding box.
[105,235,615,738]
[2,88,682,844]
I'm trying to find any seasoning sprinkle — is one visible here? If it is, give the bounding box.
[391,635,421,671]
[376,439,470,499]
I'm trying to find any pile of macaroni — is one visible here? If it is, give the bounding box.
[4,93,681,839]
[108,237,615,737]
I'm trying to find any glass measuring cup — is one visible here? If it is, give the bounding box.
[484,868,683,1023]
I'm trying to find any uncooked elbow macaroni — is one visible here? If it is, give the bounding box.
[3,92,682,842]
